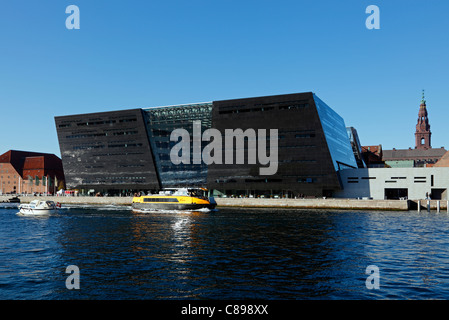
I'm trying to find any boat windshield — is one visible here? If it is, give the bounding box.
[173,188,189,196]
[138,188,209,199]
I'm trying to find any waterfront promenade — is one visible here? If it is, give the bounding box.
[2,195,439,211]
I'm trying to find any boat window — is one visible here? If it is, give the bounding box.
[143,198,179,203]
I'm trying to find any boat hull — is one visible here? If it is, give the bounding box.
[18,208,56,215]
[132,202,216,211]
[17,200,59,215]
[132,189,217,212]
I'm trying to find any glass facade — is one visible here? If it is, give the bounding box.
[142,103,213,188]
[313,94,358,170]
[346,127,366,168]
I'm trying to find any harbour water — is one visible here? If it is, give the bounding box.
[1,205,449,300]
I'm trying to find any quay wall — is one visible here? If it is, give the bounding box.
[0,195,429,211]
[214,198,412,210]
[0,195,132,206]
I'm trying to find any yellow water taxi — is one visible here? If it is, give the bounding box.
[132,188,216,211]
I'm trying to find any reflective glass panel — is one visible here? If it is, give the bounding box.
[314,94,358,170]
[143,103,213,188]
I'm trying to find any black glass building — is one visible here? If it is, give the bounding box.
[207,92,357,197]
[142,103,213,188]
[55,109,160,194]
[55,92,357,197]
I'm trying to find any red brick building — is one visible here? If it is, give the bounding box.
[0,150,65,195]
[362,145,385,167]
[382,92,446,167]
[434,150,449,167]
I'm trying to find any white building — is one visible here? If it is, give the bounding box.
[335,167,449,200]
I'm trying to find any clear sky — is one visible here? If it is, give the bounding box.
[1,0,448,157]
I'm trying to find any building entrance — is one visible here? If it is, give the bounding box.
[385,188,408,200]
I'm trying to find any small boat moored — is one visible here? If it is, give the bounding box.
[18,200,60,215]
[132,188,216,211]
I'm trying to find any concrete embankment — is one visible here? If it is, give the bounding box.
[2,195,448,211]
[0,195,132,206]
[217,198,449,211]
[1,195,435,211]
[214,198,412,211]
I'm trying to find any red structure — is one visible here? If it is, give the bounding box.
[415,90,431,149]
[0,150,65,194]
[361,145,384,167]
[382,91,446,167]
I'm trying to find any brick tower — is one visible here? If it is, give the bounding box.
[415,90,431,149]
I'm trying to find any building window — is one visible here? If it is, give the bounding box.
[295,133,316,138]
[298,178,316,183]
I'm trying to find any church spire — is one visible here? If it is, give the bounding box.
[415,90,431,149]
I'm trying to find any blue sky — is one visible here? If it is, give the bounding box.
[1,0,448,157]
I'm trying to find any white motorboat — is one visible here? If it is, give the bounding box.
[18,200,60,215]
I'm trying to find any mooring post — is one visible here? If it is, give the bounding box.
[437,200,440,213]
[418,200,421,213]
[427,200,430,213]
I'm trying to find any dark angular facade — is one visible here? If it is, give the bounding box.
[55,92,357,197]
[207,92,357,197]
[55,109,160,193]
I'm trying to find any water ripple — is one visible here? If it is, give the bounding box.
[2,207,449,299]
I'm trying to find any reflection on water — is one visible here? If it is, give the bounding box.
[1,206,449,299]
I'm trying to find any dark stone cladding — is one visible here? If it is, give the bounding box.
[207,92,342,197]
[55,109,160,191]
[54,92,354,197]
